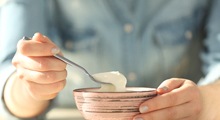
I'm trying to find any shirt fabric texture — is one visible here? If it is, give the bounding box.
[0,0,220,119]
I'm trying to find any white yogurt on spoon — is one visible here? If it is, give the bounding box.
[92,71,127,92]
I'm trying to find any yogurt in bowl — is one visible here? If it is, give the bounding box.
[73,71,156,120]
[92,71,127,92]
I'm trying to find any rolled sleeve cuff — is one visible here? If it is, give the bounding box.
[198,64,220,85]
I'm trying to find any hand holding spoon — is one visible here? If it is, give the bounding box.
[22,36,109,84]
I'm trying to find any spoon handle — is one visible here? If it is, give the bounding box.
[54,54,109,84]
[54,54,90,75]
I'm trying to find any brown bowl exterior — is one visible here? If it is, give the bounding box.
[73,87,157,120]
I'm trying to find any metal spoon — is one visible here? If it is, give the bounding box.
[53,54,109,84]
[22,36,109,84]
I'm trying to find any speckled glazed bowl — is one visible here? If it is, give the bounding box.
[73,87,157,120]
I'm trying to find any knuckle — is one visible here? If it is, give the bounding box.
[12,54,20,67]
[37,59,50,71]
[12,57,17,64]
[50,71,65,81]
[17,40,28,55]
[43,70,67,83]
[36,72,52,83]
[45,72,56,81]
[38,58,67,71]
[16,70,25,80]
[12,59,18,67]
[37,72,46,81]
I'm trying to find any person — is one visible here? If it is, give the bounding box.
[0,0,220,120]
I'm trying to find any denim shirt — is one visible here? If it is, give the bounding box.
[1,0,220,119]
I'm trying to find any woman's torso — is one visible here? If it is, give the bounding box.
[45,0,209,108]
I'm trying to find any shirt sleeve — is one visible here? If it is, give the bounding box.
[0,0,53,119]
[198,0,220,85]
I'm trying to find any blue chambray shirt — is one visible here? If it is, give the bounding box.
[0,0,220,119]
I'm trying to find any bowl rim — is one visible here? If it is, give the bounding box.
[73,87,156,93]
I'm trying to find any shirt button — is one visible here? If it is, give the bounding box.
[185,30,193,40]
[65,40,74,50]
[127,72,137,81]
[124,23,133,33]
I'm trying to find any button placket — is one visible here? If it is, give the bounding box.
[127,72,137,81]
[185,30,193,40]
[65,40,74,50]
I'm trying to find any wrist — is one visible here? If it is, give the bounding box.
[198,80,220,120]
[4,72,50,118]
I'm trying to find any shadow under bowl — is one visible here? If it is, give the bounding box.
[73,87,157,120]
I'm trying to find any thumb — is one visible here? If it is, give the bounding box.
[32,32,54,44]
[157,78,185,95]
[19,33,60,56]
[32,33,60,55]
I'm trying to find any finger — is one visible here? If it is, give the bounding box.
[24,80,66,95]
[157,78,185,94]
[134,102,193,120]
[17,33,60,56]
[33,33,61,54]
[139,81,195,113]
[16,68,67,84]
[30,93,58,101]
[12,54,66,71]
[17,39,59,56]
[179,116,196,120]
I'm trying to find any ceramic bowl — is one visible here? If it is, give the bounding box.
[73,87,157,120]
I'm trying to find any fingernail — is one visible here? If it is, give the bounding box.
[51,47,60,54]
[34,32,41,36]
[140,106,148,113]
[135,117,144,120]
[158,86,168,91]
[22,36,31,40]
